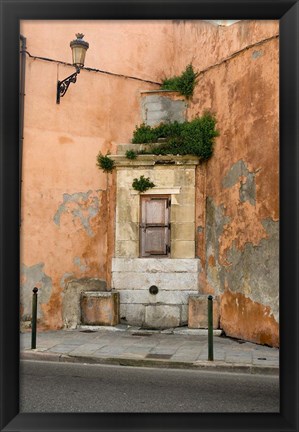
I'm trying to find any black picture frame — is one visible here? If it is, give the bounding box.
[0,1,298,431]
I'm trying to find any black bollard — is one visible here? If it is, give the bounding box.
[31,287,38,349]
[208,295,214,361]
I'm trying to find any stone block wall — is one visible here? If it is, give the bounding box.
[114,155,199,260]
[140,90,187,126]
[112,258,200,328]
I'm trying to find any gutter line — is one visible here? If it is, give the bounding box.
[19,35,26,227]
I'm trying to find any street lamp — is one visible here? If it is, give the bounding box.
[56,33,89,104]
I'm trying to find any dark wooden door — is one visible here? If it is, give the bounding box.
[140,196,170,257]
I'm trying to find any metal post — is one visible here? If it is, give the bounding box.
[208,295,214,361]
[31,287,38,349]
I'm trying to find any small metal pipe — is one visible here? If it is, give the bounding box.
[19,35,26,227]
[31,287,38,349]
[208,295,214,361]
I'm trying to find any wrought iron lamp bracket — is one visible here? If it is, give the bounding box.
[56,68,80,104]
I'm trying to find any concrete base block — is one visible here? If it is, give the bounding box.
[81,291,119,326]
[62,278,107,329]
[188,294,220,329]
[145,305,181,329]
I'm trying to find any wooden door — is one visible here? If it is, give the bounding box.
[140,195,170,257]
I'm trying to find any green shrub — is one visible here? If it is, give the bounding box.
[132,121,183,144]
[125,149,137,159]
[161,64,198,98]
[96,152,115,172]
[131,124,160,144]
[131,111,219,161]
[132,175,155,192]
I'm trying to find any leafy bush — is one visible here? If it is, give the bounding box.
[96,152,115,172]
[132,176,156,192]
[131,112,219,161]
[161,64,198,98]
[125,149,137,159]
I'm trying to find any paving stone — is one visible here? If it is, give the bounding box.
[93,346,125,356]
[225,355,252,364]
[49,344,82,354]
[20,328,279,371]
[149,347,179,355]
[68,343,107,355]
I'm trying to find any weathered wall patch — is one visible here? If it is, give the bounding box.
[54,190,100,237]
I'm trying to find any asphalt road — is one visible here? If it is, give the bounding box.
[20,360,279,413]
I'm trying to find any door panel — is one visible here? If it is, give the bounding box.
[140,196,170,257]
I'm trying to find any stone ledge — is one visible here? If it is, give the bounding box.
[113,154,200,167]
[140,90,184,97]
[112,257,200,273]
[130,187,181,195]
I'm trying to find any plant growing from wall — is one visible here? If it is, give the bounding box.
[131,111,219,161]
[96,151,115,172]
[132,175,156,193]
[125,149,137,159]
[161,64,198,98]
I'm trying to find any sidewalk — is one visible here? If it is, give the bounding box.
[20,325,279,375]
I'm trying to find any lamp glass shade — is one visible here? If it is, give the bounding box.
[70,34,89,69]
[71,45,87,68]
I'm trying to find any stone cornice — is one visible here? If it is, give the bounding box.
[113,154,200,167]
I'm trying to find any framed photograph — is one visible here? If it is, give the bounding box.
[0,1,298,431]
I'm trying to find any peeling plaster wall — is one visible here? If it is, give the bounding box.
[172,20,279,346]
[20,20,177,329]
[20,20,279,344]
[20,263,52,321]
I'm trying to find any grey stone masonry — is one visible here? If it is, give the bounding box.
[112,258,200,328]
[140,90,187,127]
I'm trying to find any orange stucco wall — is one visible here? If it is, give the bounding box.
[20,20,279,345]
[20,20,179,329]
[174,20,279,346]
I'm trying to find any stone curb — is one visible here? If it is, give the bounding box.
[20,351,279,376]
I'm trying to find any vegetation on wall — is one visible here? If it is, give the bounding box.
[131,111,219,161]
[96,152,115,172]
[132,175,156,192]
[125,149,137,159]
[97,112,219,170]
[161,64,198,98]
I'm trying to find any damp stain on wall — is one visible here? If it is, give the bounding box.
[220,290,279,347]
[205,193,279,344]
